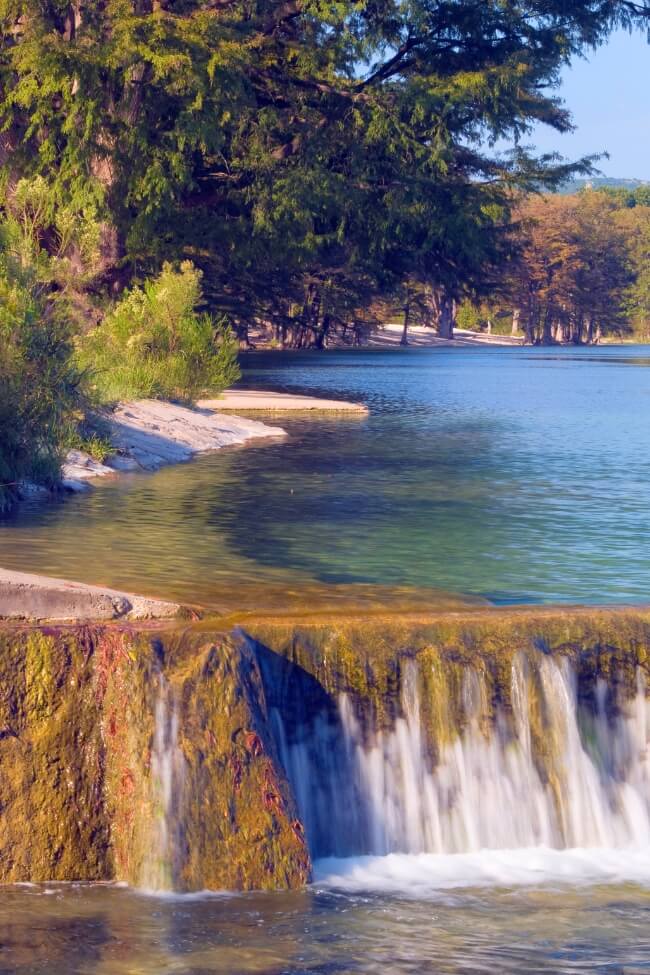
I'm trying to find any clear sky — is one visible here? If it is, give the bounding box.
[525,28,650,180]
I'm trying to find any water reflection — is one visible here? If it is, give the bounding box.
[1,882,650,973]
[2,345,650,607]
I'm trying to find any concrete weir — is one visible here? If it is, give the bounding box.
[0,605,650,891]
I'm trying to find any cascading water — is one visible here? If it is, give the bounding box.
[272,652,650,862]
[140,676,186,892]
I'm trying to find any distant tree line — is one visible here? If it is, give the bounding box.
[454,189,650,345]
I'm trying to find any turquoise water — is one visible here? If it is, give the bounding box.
[2,344,650,605]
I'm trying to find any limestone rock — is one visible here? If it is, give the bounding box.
[0,569,183,621]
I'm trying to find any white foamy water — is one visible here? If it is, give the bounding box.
[339,658,650,853]
[314,847,650,897]
[140,676,186,892]
[274,654,650,861]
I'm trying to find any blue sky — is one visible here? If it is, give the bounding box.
[525,28,650,180]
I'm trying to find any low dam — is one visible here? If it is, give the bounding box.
[2,607,650,892]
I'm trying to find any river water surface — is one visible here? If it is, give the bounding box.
[3,866,650,974]
[4,345,650,972]
[2,345,650,606]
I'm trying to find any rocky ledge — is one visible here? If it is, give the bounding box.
[1,607,649,890]
[0,568,186,622]
[199,389,368,413]
[57,399,286,493]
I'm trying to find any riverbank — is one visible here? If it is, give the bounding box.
[54,391,368,497]
[57,399,287,494]
[200,389,368,413]
[246,323,525,349]
[368,324,525,347]
[0,568,186,621]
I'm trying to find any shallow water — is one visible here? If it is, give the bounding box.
[3,866,650,974]
[2,345,650,607]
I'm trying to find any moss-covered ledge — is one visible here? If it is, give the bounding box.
[2,605,650,890]
[0,623,309,890]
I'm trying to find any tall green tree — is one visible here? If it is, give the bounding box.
[1,1,648,342]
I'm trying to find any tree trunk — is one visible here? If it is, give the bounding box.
[436,290,455,339]
[314,313,331,350]
[511,308,521,336]
[524,315,536,345]
[400,301,410,346]
[541,308,553,345]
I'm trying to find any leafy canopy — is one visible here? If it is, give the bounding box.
[1,0,648,333]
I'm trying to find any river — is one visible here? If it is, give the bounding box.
[4,345,650,972]
[2,345,650,607]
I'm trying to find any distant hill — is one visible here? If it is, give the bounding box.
[557,177,650,195]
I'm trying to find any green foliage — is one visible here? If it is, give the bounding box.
[0,222,84,509]
[78,262,240,404]
[598,184,650,209]
[613,204,650,332]
[455,302,482,331]
[1,176,103,290]
[61,424,113,463]
[0,1,647,345]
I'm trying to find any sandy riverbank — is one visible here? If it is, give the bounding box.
[367,324,524,348]
[199,389,368,413]
[244,323,525,349]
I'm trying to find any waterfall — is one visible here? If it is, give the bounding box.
[140,676,186,892]
[273,654,650,859]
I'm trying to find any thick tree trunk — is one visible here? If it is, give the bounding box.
[511,308,521,336]
[314,313,331,350]
[424,285,455,338]
[524,315,536,345]
[541,308,553,345]
[435,289,455,339]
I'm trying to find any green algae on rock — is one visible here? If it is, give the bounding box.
[0,625,310,890]
[2,607,650,889]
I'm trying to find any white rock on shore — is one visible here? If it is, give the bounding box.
[0,568,184,621]
[57,398,287,490]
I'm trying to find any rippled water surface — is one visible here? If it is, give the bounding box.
[2,345,650,605]
[4,346,650,971]
[3,867,650,974]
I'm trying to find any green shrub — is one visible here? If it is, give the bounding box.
[79,262,240,404]
[0,228,84,510]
